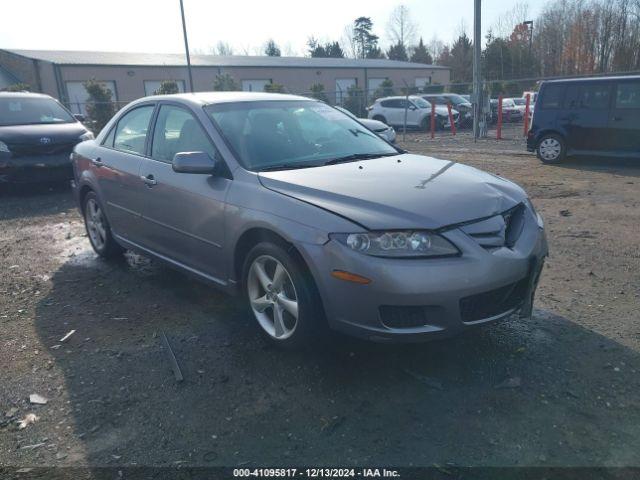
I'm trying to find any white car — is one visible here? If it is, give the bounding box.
[335,106,396,143]
[510,97,535,121]
[367,96,458,130]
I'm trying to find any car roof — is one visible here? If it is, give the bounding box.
[130,91,315,108]
[376,95,423,101]
[0,91,54,99]
[544,75,640,84]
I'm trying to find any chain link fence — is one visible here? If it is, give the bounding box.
[66,77,540,138]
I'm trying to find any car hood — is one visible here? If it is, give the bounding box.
[433,106,456,116]
[358,118,390,131]
[0,122,87,145]
[258,154,527,230]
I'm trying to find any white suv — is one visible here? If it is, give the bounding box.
[367,96,458,130]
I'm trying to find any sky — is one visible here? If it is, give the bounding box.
[1,0,546,55]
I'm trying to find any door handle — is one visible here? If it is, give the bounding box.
[141,174,157,186]
[91,157,103,168]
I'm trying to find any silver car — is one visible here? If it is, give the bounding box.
[334,106,396,143]
[72,92,547,348]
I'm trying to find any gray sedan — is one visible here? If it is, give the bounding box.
[72,92,547,348]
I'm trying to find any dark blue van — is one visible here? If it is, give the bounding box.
[526,75,640,163]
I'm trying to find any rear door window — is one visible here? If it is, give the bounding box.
[615,81,640,109]
[113,106,154,155]
[567,83,611,109]
[540,84,565,109]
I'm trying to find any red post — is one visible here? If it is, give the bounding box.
[523,93,531,137]
[430,101,436,139]
[497,95,503,140]
[447,103,457,135]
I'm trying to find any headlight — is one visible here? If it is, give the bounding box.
[524,198,544,228]
[331,231,459,258]
[0,141,10,153]
[79,131,94,141]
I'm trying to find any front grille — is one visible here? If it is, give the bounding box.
[459,277,529,323]
[7,141,77,158]
[379,305,444,329]
[460,203,526,249]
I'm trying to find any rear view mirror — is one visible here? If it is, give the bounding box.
[172,151,217,174]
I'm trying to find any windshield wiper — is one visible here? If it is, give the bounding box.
[258,163,316,172]
[323,152,397,166]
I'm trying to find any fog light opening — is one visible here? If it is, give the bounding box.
[331,270,371,285]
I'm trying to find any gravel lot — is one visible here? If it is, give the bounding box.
[1,124,639,470]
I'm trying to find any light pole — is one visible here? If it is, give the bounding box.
[179,0,194,93]
[472,0,483,139]
[523,20,533,57]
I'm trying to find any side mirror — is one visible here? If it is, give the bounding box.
[74,113,86,122]
[408,104,417,111]
[172,151,217,174]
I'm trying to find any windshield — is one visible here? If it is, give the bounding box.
[0,97,75,126]
[205,100,398,171]
[445,94,468,105]
[412,98,431,108]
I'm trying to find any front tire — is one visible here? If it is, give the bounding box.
[242,242,324,348]
[83,191,123,259]
[372,115,387,124]
[536,134,566,164]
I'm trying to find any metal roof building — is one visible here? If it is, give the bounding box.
[0,49,450,114]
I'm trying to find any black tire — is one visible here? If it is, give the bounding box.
[82,191,124,259]
[420,117,429,131]
[242,241,325,349]
[536,133,566,164]
[372,115,387,124]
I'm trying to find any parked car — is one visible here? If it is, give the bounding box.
[0,92,93,183]
[527,75,640,163]
[511,97,535,119]
[367,96,458,130]
[420,93,473,127]
[334,106,396,143]
[72,92,547,348]
[490,98,523,123]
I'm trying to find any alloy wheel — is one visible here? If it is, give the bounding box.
[247,255,299,340]
[85,198,107,251]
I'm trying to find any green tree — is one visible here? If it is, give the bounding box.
[308,38,345,58]
[343,85,365,117]
[309,83,329,102]
[153,80,180,95]
[212,73,239,91]
[264,39,281,56]
[386,42,408,61]
[410,37,433,64]
[3,82,31,92]
[353,17,380,59]
[83,79,115,133]
[264,82,285,93]
[448,33,473,83]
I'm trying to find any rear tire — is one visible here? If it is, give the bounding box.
[242,241,325,349]
[536,134,566,164]
[83,191,124,259]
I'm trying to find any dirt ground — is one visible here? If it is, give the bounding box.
[1,123,639,472]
